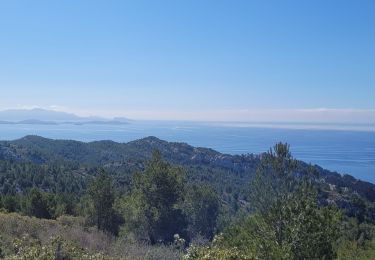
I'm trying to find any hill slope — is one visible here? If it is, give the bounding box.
[0,135,375,217]
[0,135,258,171]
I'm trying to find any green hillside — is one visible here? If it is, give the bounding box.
[0,136,375,259]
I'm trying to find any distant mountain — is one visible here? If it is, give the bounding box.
[0,108,83,122]
[0,108,131,125]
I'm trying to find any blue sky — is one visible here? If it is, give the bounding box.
[0,0,374,122]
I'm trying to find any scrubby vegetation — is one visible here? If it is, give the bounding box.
[0,212,181,259]
[1,136,375,259]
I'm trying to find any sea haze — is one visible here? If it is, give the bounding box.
[0,121,374,184]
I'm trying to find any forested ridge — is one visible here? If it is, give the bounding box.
[0,136,374,259]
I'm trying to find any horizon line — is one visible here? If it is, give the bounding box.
[1,106,375,123]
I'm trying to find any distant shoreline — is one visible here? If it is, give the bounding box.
[0,120,130,126]
[1,119,374,132]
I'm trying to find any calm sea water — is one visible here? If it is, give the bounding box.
[0,121,374,183]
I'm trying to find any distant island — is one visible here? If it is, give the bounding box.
[0,108,131,125]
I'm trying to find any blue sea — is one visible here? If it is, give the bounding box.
[0,121,374,184]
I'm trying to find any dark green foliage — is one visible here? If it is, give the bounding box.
[1,195,21,212]
[1,137,375,258]
[183,184,220,240]
[24,188,51,219]
[120,153,221,243]
[0,160,87,195]
[0,192,80,220]
[87,169,122,235]
[250,143,298,214]
[189,143,343,259]
[1,135,375,224]
[122,151,188,243]
[337,218,375,259]
[247,143,341,259]
[52,193,76,217]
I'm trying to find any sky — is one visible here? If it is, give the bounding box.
[0,0,374,122]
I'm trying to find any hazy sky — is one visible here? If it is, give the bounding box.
[1,0,374,122]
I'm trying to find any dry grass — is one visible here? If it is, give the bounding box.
[0,212,181,259]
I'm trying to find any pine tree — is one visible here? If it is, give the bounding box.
[127,151,187,243]
[87,169,121,234]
